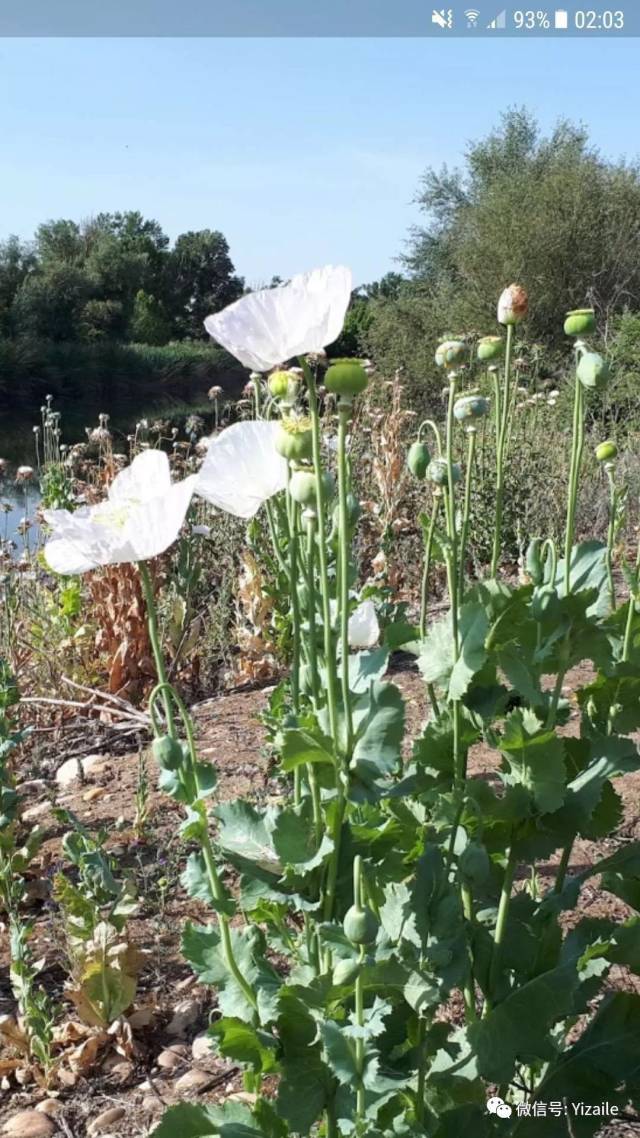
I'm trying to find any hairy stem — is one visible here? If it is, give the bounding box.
[491,323,514,577]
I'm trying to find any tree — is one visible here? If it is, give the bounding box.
[0,237,37,336]
[129,290,172,345]
[167,230,244,339]
[368,109,640,383]
[12,263,96,341]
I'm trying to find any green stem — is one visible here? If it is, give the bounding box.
[457,428,477,598]
[417,418,444,456]
[605,467,617,609]
[337,401,354,751]
[304,514,323,839]
[420,494,441,640]
[554,840,574,894]
[564,373,585,595]
[139,563,176,739]
[486,842,517,1013]
[140,571,258,1017]
[622,538,640,662]
[415,1016,428,1124]
[491,322,514,577]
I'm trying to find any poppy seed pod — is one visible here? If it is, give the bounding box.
[477,335,504,362]
[428,458,462,488]
[577,351,610,391]
[289,469,335,507]
[595,440,618,463]
[325,359,368,399]
[275,418,314,462]
[407,440,431,481]
[498,284,529,326]
[435,340,466,369]
[343,903,379,946]
[564,308,596,338]
[454,394,490,423]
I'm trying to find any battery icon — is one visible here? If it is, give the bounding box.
[555,9,569,27]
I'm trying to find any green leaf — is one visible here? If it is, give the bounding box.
[500,709,566,813]
[280,726,335,771]
[270,800,333,873]
[450,603,489,700]
[182,922,281,1025]
[555,541,610,617]
[215,801,282,881]
[181,852,235,916]
[513,993,640,1136]
[350,680,405,791]
[210,1018,278,1073]
[468,964,579,1083]
[149,1102,264,1138]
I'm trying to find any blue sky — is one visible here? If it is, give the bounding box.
[0,37,636,286]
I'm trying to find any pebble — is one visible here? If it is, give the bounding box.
[82,786,107,803]
[56,754,104,788]
[166,998,201,1036]
[157,1045,189,1070]
[88,1107,126,1135]
[22,801,50,822]
[34,1103,61,1119]
[191,1033,212,1062]
[3,1111,56,1137]
[174,1068,212,1093]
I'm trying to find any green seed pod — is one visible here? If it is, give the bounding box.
[477,335,504,362]
[325,359,368,399]
[289,469,334,507]
[275,418,314,462]
[268,369,299,401]
[532,585,560,623]
[564,308,596,338]
[435,340,466,369]
[332,957,361,987]
[577,351,610,391]
[407,440,431,480]
[454,394,490,423]
[595,440,618,463]
[343,903,379,946]
[428,458,462,488]
[152,735,183,771]
[525,538,544,586]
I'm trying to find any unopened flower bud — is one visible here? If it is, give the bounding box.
[595,440,617,463]
[498,284,528,326]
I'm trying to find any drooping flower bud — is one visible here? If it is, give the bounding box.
[498,284,528,326]
[595,440,617,463]
[289,469,335,507]
[477,335,504,362]
[577,352,610,391]
[435,340,466,369]
[564,308,596,337]
[407,441,430,481]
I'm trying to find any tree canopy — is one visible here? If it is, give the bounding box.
[367,108,640,382]
[1,211,243,345]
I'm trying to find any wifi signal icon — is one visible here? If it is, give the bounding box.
[465,7,481,25]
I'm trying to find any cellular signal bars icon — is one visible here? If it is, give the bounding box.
[487,9,507,28]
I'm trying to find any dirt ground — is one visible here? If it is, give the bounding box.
[1,664,639,1137]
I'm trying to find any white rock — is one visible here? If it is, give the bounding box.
[55,753,104,788]
[22,801,50,822]
[191,1032,212,1062]
[3,1111,56,1137]
[166,998,201,1036]
[88,1107,126,1135]
[174,1068,212,1093]
[157,1045,188,1070]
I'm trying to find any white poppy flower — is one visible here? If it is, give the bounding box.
[196,420,287,519]
[348,599,380,649]
[204,265,353,373]
[43,450,196,575]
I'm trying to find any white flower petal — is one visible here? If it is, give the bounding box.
[109,448,171,504]
[348,600,380,649]
[204,265,352,372]
[196,420,287,519]
[43,458,196,575]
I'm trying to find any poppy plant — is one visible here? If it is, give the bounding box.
[203,265,353,373]
[43,449,196,575]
